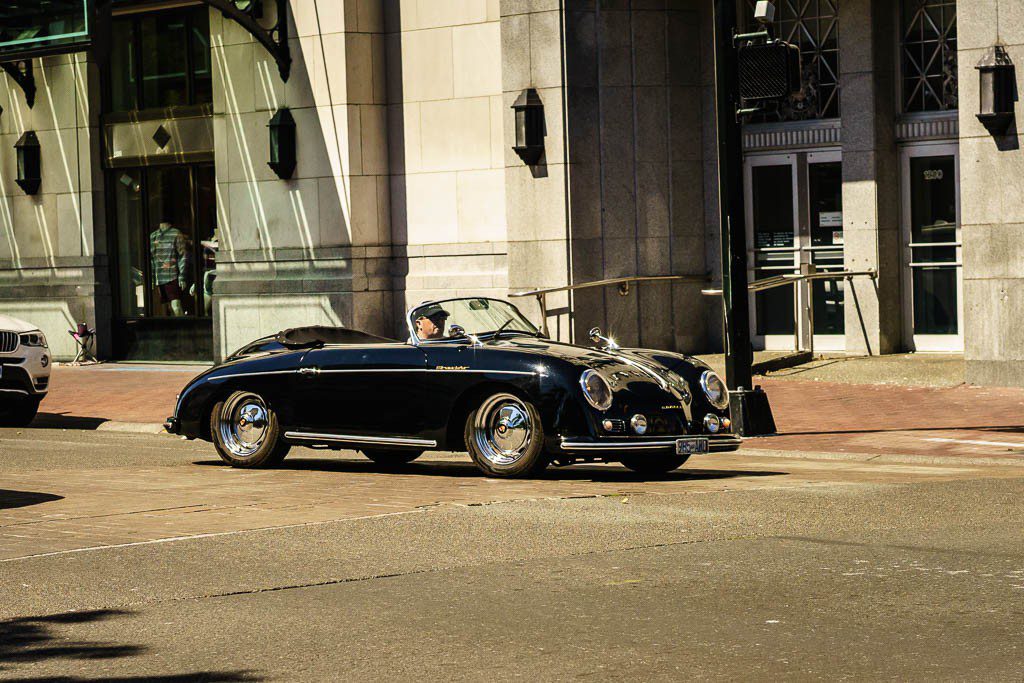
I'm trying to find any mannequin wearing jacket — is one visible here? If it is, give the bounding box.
[150,221,191,316]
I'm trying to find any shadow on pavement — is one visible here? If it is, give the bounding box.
[0,490,64,510]
[192,458,786,482]
[27,413,109,430]
[0,609,260,681]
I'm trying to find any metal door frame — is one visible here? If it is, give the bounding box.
[744,148,844,351]
[899,141,963,353]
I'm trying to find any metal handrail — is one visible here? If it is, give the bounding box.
[510,274,707,298]
[511,268,875,350]
[705,268,878,357]
[509,274,709,338]
[747,268,877,292]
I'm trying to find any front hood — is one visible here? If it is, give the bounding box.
[0,315,39,334]
[495,337,693,404]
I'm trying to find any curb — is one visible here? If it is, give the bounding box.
[94,422,170,435]
[741,446,1024,468]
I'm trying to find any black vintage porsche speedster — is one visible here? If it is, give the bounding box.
[166,297,740,477]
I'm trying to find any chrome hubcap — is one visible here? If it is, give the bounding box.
[219,394,269,458]
[473,394,533,466]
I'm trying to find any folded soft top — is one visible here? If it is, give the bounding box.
[274,326,398,348]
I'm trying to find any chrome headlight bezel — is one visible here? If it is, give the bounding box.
[19,330,47,348]
[580,368,614,412]
[700,370,729,410]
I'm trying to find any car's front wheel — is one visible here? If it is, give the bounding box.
[210,391,290,468]
[0,396,41,427]
[465,392,547,478]
[619,454,690,475]
[362,449,423,467]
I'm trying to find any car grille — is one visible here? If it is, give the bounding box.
[0,331,17,353]
[0,365,31,393]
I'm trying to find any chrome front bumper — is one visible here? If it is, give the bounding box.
[559,434,742,453]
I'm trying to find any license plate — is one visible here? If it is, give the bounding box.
[676,437,708,455]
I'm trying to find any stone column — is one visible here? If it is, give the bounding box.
[839,0,902,355]
[0,52,108,360]
[502,0,709,351]
[211,1,393,358]
[959,1,1024,385]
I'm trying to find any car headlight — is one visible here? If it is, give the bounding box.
[580,369,613,411]
[20,330,47,348]
[700,370,729,410]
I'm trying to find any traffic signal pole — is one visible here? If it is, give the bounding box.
[712,0,776,436]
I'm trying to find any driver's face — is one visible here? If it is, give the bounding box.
[415,315,447,340]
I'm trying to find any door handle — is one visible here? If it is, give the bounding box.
[298,367,320,377]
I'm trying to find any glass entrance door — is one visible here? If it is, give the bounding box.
[111,164,217,360]
[745,151,845,351]
[901,144,962,352]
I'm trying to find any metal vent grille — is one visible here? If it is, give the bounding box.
[0,331,17,353]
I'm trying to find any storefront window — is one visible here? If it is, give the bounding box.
[114,171,145,318]
[901,0,957,113]
[109,6,212,113]
[113,165,217,321]
[743,0,840,121]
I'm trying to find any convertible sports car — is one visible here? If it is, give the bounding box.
[166,297,740,477]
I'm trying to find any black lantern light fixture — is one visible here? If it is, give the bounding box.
[14,131,41,195]
[268,108,296,179]
[976,45,1016,136]
[511,88,544,165]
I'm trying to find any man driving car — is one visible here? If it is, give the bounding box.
[414,304,450,340]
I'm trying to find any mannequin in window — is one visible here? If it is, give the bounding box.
[150,220,191,317]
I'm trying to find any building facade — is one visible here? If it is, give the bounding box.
[0,0,1019,385]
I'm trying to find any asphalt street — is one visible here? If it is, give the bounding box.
[2,429,1024,681]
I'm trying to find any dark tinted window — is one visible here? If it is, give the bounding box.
[110,6,212,112]
[901,0,957,112]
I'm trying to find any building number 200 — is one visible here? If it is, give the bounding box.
[923,169,944,181]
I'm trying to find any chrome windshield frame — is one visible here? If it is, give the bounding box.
[406,297,538,347]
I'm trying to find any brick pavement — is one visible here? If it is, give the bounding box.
[746,379,1024,460]
[29,363,1024,460]
[36,364,204,427]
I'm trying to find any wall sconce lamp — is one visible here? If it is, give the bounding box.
[976,45,1016,136]
[268,108,296,179]
[15,131,40,195]
[511,88,545,165]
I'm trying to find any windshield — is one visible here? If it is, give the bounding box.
[409,298,538,342]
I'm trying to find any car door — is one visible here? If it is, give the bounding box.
[414,343,485,436]
[292,342,429,437]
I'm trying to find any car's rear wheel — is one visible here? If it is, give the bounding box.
[210,391,290,468]
[0,396,41,427]
[465,392,547,478]
[362,449,423,467]
[619,454,690,475]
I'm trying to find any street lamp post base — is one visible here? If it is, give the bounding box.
[729,386,777,437]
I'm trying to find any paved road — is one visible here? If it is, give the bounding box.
[2,430,1024,680]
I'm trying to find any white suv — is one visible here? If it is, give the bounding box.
[0,315,51,426]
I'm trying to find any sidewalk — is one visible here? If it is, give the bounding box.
[25,361,1024,465]
[33,364,206,432]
